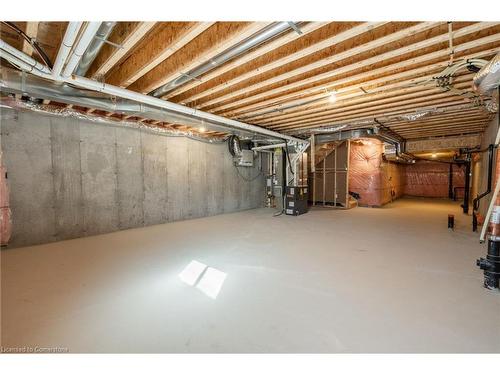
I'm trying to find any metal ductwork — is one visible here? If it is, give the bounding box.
[0,67,303,144]
[74,21,116,76]
[474,52,500,95]
[62,22,102,77]
[149,22,301,98]
[314,128,379,143]
[315,127,403,147]
[314,127,413,163]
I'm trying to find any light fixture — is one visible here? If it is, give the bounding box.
[328,91,337,103]
[432,153,437,158]
[199,126,206,133]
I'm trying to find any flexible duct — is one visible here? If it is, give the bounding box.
[227,135,242,157]
[474,53,500,94]
[74,22,116,76]
[149,22,299,98]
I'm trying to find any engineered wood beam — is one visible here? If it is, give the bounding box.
[179,21,390,104]
[277,98,469,132]
[199,21,465,109]
[106,22,214,87]
[164,22,329,100]
[86,22,156,78]
[128,22,272,94]
[219,38,500,119]
[401,126,488,138]
[253,73,474,125]
[22,22,39,56]
[227,64,450,118]
[270,92,469,131]
[210,24,499,114]
[258,77,473,127]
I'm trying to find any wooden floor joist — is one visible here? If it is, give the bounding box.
[21,22,39,56]
[86,22,157,79]
[2,21,499,141]
[178,22,389,104]
[193,22,441,109]
[258,78,475,127]
[105,22,214,87]
[163,21,330,101]
[279,99,481,132]
[220,42,500,122]
[128,22,272,94]
[250,73,475,125]
[209,24,500,114]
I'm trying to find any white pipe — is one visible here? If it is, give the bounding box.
[252,143,287,151]
[75,22,116,76]
[0,40,51,75]
[70,75,306,143]
[52,21,82,78]
[0,40,307,145]
[62,22,102,77]
[0,50,45,76]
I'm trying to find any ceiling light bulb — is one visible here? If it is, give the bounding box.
[328,91,337,103]
[199,126,206,133]
[432,153,437,158]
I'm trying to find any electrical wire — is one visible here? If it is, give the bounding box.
[1,22,53,68]
[233,164,263,182]
[233,151,263,182]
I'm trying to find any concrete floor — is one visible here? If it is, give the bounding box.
[1,197,499,353]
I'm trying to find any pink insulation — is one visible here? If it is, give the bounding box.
[349,139,465,206]
[404,161,465,198]
[1,160,12,246]
[349,139,405,206]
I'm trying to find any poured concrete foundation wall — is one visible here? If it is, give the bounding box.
[0,110,265,248]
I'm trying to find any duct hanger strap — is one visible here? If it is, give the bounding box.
[287,22,303,35]
[373,118,405,143]
[94,36,123,49]
[179,72,202,82]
